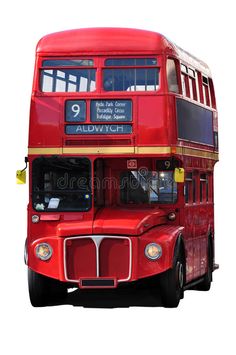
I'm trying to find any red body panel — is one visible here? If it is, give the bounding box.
[93,207,166,235]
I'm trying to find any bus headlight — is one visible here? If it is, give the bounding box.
[145,243,162,260]
[32,215,40,223]
[35,243,53,261]
[168,212,176,221]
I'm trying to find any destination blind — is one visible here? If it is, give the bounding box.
[66,124,132,135]
[65,99,132,135]
[91,100,132,122]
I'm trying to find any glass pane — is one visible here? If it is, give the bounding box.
[120,169,177,204]
[105,58,157,66]
[181,64,188,73]
[103,68,159,92]
[32,157,91,212]
[42,59,94,67]
[167,59,179,93]
[181,74,186,96]
[40,69,96,92]
[188,68,195,77]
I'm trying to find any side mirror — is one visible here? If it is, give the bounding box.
[174,168,185,183]
[16,170,26,184]
[16,157,28,184]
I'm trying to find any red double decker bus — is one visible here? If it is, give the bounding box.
[25,28,219,307]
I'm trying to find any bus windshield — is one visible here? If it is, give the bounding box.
[120,170,177,204]
[32,157,91,212]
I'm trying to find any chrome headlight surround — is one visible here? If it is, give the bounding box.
[35,243,53,261]
[145,243,162,260]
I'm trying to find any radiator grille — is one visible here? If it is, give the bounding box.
[64,236,131,283]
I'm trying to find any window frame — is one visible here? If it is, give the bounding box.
[31,157,92,212]
[102,66,160,93]
[40,68,97,93]
[37,57,98,95]
[120,168,178,205]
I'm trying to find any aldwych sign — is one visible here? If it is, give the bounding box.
[66,124,132,135]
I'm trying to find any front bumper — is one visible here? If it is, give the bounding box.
[28,232,173,288]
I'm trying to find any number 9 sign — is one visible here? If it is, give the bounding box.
[65,100,86,122]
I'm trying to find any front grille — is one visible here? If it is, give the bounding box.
[64,235,131,283]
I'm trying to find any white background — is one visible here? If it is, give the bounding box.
[1,0,235,354]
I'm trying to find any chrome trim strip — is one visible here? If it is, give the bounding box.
[91,236,104,277]
[63,235,132,284]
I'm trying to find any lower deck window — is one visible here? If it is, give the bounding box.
[32,157,91,212]
[120,170,177,204]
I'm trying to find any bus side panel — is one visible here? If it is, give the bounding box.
[137,96,169,146]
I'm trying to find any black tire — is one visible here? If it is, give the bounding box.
[195,243,213,291]
[159,244,185,308]
[28,268,67,307]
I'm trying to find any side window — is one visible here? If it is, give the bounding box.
[185,172,193,204]
[200,173,207,203]
[181,64,189,97]
[209,78,216,109]
[188,68,198,101]
[166,59,179,93]
[181,74,187,96]
[202,76,211,106]
[192,175,196,203]
[206,173,213,202]
[197,71,204,104]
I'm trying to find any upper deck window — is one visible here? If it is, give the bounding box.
[166,59,179,93]
[103,68,159,92]
[202,75,211,106]
[105,58,157,66]
[42,59,94,67]
[40,68,96,92]
[103,57,159,92]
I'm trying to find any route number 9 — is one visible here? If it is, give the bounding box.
[65,100,86,122]
[164,160,171,169]
[71,104,80,117]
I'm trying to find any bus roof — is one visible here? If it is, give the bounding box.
[37,28,211,76]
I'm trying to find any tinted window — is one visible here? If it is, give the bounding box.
[41,69,96,92]
[176,98,214,145]
[105,58,157,66]
[42,59,94,67]
[32,157,91,212]
[103,68,159,91]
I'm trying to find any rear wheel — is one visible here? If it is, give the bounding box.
[28,268,67,307]
[195,243,213,291]
[159,245,185,308]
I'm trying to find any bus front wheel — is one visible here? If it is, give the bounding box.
[28,268,67,307]
[159,245,185,308]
